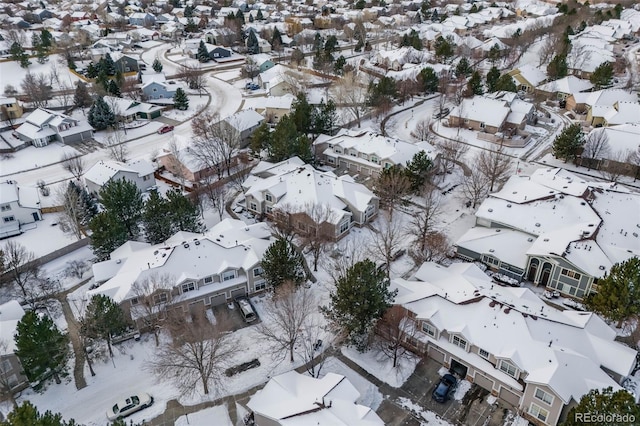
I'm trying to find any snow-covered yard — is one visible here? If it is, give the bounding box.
[175,404,233,426]
[341,346,419,388]
[2,213,81,258]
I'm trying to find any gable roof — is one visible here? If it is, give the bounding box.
[84,159,154,187]
[0,300,25,355]
[394,262,636,404]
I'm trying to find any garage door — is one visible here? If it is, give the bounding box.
[209,293,226,306]
[230,287,246,300]
[428,346,446,364]
[474,373,494,392]
[189,300,205,317]
[499,387,521,407]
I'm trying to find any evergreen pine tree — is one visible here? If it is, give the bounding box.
[552,123,584,162]
[495,74,517,92]
[184,4,193,17]
[142,190,173,244]
[89,212,128,261]
[88,98,116,130]
[404,150,433,193]
[467,71,483,95]
[564,387,640,426]
[250,122,271,155]
[152,58,163,73]
[583,258,640,328]
[166,188,203,233]
[256,9,264,20]
[10,42,30,68]
[547,54,568,79]
[0,401,80,426]
[82,294,129,357]
[197,40,210,62]
[99,178,144,239]
[590,61,613,90]
[455,57,472,78]
[485,66,500,93]
[103,53,116,75]
[261,238,307,288]
[247,30,259,54]
[173,87,189,110]
[74,82,91,109]
[418,67,439,93]
[334,55,346,75]
[107,79,121,97]
[14,311,70,385]
[321,259,397,350]
[235,9,245,23]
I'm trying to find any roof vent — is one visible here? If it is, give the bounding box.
[535,223,541,227]
[559,195,564,199]
[580,202,586,206]
[543,238,549,242]
[153,250,158,255]
[599,265,606,270]
[116,259,122,264]
[506,204,511,208]
[194,241,201,246]
[496,229,501,232]
[183,243,189,248]
[527,238,533,242]
[489,249,495,252]
[488,208,493,212]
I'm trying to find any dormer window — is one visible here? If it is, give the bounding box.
[451,335,468,351]
[349,150,356,157]
[498,360,518,378]
[265,193,273,202]
[421,322,436,338]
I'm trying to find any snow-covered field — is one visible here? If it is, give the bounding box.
[0,55,84,92]
[341,346,420,388]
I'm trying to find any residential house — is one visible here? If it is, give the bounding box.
[129,12,156,27]
[103,96,163,121]
[0,181,41,238]
[140,74,178,102]
[536,76,594,100]
[14,108,93,147]
[314,129,439,178]
[566,33,614,78]
[220,109,264,147]
[246,370,384,426]
[0,97,23,123]
[507,64,547,93]
[587,101,640,127]
[389,262,636,426]
[88,219,273,322]
[242,95,295,125]
[84,159,156,196]
[578,124,640,179]
[113,53,140,74]
[565,89,636,115]
[242,158,379,240]
[455,168,640,298]
[248,53,276,73]
[374,47,426,71]
[0,301,29,394]
[208,46,233,62]
[156,135,239,184]
[448,94,535,139]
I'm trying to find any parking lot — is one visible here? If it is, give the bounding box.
[209,299,261,333]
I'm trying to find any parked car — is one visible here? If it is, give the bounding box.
[236,298,257,323]
[433,107,450,119]
[106,392,153,421]
[245,82,260,90]
[432,374,457,403]
[157,125,174,134]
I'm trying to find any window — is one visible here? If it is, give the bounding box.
[0,359,11,373]
[451,335,467,350]
[371,156,379,164]
[480,122,486,129]
[349,150,356,157]
[265,194,273,202]
[499,360,518,378]
[479,348,490,359]
[154,293,168,305]
[3,216,15,223]
[327,157,335,164]
[339,220,349,234]
[204,276,213,284]
[221,270,236,281]
[253,267,264,277]
[482,255,499,266]
[464,119,469,124]
[561,269,581,280]
[255,280,266,291]
[534,388,554,405]
[181,282,196,293]
[384,162,392,169]
[421,322,436,337]
[334,148,342,154]
[250,202,257,211]
[0,205,10,212]
[153,88,157,92]
[130,297,139,306]
[529,403,549,422]
[266,206,273,213]
[143,175,150,181]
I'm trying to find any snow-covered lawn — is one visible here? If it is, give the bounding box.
[162,95,209,121]
[2,213,80,258]
[0,141,78,177]
[0,55,85,92]
[175,404,233,426]
[322,357,384,410]
[40,246,94,291]
[341,346,419,388]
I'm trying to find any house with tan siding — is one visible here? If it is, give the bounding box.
[388,262,636,426]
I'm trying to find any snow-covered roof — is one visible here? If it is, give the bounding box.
[450,97,510,128]
[466,168,639,278]
[394,262,636,405]
[0,181,40,209]
[511,63,547,87]
[244,158,376,223]
[89,219,272,303]
[84,159,154,187]
[247,370,384,426]
[223,109,264,132]
[0,300,25,355]
[536,75,593,94]
[585,124,640,159]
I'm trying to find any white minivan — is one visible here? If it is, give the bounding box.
[237,298,257,323]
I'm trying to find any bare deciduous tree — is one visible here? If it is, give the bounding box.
[0,340,19,408]
[627,146,640,181]
[374,166,411,219]
[437,137,469,175]
[255,281,317,362]
[198,178,227,221]
[581,130,610,170]
[477,146,512,192]
[600,150,630,183]
[298,316,329,378]
[61,152,86,180]
[166,135,187,189]
[332,71,368,127]
[20,72,52,108]
[64,260,89,279]
[406,188,443,265]
[179,62,206,96]
[1,241,38,299]
[148,311,238,395]
[409,230,451,265]
[104,130,128,162]
[56,184,84,240]
[413,118,432,142]
[131,274,174,346]
[191,112,240,179]
[460,162,491,209]
[375,307,416,368]
[298,203,337,272]
[368,213,404,280]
